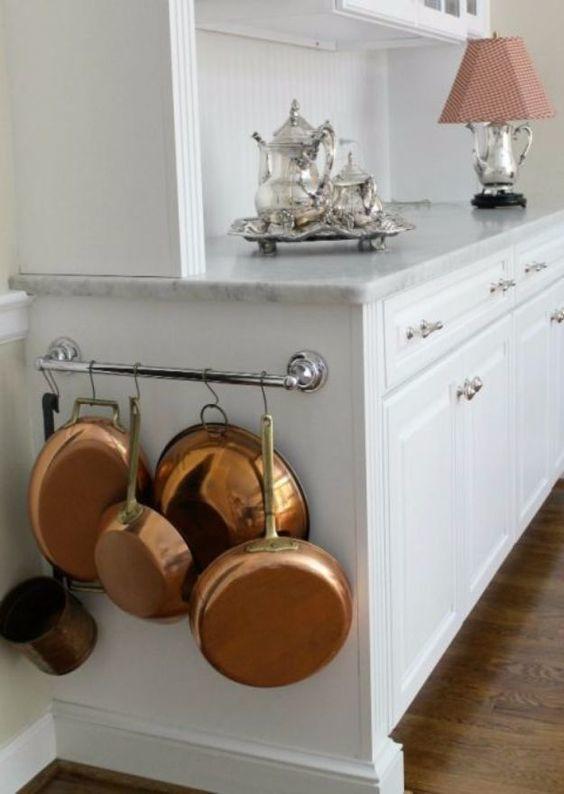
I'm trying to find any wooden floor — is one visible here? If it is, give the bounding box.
[24,486,564,793]
[21,761,207,794]
[393,482,564,794]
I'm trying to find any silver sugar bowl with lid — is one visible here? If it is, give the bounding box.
[331,152,384,229]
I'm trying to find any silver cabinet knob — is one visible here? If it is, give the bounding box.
[457,376,484,401]
[524,261,548,274]
[551,309,564,324]
[406,319,444,341]
[490,278,516,294]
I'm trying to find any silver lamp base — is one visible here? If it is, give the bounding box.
[467,122,533,209]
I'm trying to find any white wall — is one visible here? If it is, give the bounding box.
[388,42,477,203]
[491,0,563,200]
[0,3,52,749]
[196,31,391,237]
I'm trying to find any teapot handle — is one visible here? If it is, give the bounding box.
[316,121,336,196]
[361,176,376,214]
[514,124,533,166]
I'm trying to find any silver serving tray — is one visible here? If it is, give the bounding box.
[229,211,415,255]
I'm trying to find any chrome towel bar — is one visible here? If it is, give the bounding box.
[35,338,328,393]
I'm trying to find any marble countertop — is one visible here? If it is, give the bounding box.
[11,202,564,305]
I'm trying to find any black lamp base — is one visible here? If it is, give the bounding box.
[471,191,527,209]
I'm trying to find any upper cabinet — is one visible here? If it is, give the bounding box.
[195,0,490,49]
[417,0,466,40]
[465,0,490,38]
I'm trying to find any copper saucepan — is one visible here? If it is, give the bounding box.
[95,397,197,620]
[29,398,151,582]
[189,413,353,688]
[154,408,309,571]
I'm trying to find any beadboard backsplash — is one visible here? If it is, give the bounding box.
[196,31,391,238]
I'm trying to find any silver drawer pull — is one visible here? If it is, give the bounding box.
[551,309,564,324]
[457,377,484,401]
[406,319,444,341]
[490,278,516,294]
[524,261,548,274]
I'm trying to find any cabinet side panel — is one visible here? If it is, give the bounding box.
[5,0,181,277]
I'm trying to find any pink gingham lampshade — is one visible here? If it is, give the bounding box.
[439,36,555,124]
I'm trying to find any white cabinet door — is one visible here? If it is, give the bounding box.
[466,0,490,37]
[385,353,461,724]
[515,288,553,534]
[417,0,466,38]
[460,317,513,611]
[549,279,564,477]
[338,0,417,26]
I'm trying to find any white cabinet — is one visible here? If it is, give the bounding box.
[417,0,466,39]
[385,316,512,722]
[515,287,553,535]
[460,317,512,609]
[385,353,461,724]
[549,279,564,477]
[196,0,487,48]
[466,0,490,37]
[338,0,417,27]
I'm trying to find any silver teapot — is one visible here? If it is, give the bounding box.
[252,100,336,227]
[331,152,383,228]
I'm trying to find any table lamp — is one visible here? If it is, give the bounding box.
[439,34,555,209]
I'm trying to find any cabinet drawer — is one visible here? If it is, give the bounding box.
[515,228,564,303]
[383,251,513,388]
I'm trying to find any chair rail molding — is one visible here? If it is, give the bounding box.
[0,291,32,344]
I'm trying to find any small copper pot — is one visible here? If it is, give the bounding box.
[0,577,97,675]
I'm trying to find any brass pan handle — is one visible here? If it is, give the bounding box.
[66,398,122,429]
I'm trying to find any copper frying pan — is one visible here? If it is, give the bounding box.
[29,398,151,582]
[95,397,197,620]
[154,410,309,571]
[189,413,353,687]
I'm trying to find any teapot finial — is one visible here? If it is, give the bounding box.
[289,99,300,126]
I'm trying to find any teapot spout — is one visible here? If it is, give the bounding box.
[252,132,271,185]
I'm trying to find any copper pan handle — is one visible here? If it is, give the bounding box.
[66,398,122,429]
[247,414,299,554]
[119,397,143,524]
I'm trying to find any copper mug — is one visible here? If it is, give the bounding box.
[0,577,97,675]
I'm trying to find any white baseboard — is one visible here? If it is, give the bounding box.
[53,700,404,794]
[0,712,56,794]
[0,291,32,345]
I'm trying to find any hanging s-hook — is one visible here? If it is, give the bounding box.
[260,370,269,415]
[88,360,97,401]
[202,368,220,407]
[132,362,142,401]
[200,367,228,433]
[41,366,60,398]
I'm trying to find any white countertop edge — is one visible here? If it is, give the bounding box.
[9,205,564,306]
[0,290,33,343]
